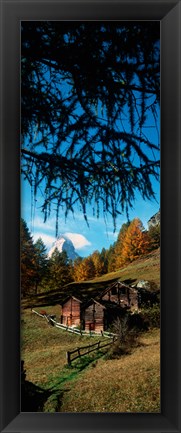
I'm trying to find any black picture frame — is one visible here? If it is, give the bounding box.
[0,1,180,432]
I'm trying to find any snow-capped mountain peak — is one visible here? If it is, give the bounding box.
[48,234,78,260]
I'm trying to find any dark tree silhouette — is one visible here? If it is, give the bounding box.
[21,218,37,296]
[34,237,49,294]
[21,21,160,233]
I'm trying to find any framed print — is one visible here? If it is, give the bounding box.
[1,0,181,432]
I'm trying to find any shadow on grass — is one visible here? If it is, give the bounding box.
[21,352,105,412]
[22,277,122,309]
[68,350,107,372]
[21,380,52,412]
[21,378,71,412]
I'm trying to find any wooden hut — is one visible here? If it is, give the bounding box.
[83,299,105,332]
[61,296,82,327]
[83,298,127,332]
[60,281,139,332]
[99,281,138,310]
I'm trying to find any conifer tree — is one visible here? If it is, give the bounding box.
[73,256,96,282]
[91,250,106,277]
[21,219,37,296]
[114,222,130,269]
[121,218,149,263]
[49,248,73,289]
[99,248,109,275]
[73,257,83,282]
[34,237,49,293]
[107,244,117,273]
[147,225,160,250]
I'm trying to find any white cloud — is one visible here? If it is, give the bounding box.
[32,230,91,252]
[64,232,91,250]
[32,232,56,250]
[31,216,57,232]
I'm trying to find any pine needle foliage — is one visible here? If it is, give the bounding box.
[21,219,37,296]
[21,22,160,233]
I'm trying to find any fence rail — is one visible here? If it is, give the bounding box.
[31,309,117,338]
[66,338,116,365]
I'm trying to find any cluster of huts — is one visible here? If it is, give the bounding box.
[60,281,158,333]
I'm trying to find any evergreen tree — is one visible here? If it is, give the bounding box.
[34,237,49,293]
[21,22,160,233]
[107,244,117,273]
[49,248,73,289]
[114,222,130,269]
[91,250,106,277]
[147,224,160,250]
[21,219,37,296]
[99,248,109,275]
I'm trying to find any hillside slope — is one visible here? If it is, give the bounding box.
[22,248,160,309]
[22,308,160,413]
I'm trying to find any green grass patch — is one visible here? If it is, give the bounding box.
[21,308,106,412]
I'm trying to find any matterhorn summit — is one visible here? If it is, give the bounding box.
[48,234,79,260]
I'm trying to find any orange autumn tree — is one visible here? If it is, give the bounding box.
[113,222,130,270]
[91,250,107,277]
[73,256,96,282]
[121,218,149,263]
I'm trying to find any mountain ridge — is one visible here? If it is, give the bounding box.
[48,234,79,260]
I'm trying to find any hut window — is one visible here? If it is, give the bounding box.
[119,287,126,295]
[111,287,117,295]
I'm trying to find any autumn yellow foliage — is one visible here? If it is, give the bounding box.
[121,218,150,263]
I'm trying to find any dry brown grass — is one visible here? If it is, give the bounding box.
[22,308,160,413]
[97,248,160,287]
[21,307,104,405]
[60,329,160,413]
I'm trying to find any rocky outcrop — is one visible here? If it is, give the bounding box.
[148,210,160,229]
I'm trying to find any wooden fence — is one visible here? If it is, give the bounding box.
[66,338,116,365]
[31,309,116,338]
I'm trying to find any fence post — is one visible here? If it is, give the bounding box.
[66,351,71,365]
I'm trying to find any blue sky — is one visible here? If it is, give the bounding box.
[21,175,160,258]
[21,94,160,258]
[21,23,160,258]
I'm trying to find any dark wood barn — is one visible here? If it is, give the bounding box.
[60,281,140,332]
[61,296,82,327]
[99,281,138,310]
[83,298,127,332]
[83,299,105,332]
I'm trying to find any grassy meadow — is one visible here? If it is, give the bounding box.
[21,307,160,413]
[21,248,160,413]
